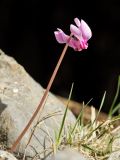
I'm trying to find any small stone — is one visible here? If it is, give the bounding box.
[12,88,18,93]
[108,151,120,160]
[47,149,94,160]
[107,126,120,160]
[0,150,18,160]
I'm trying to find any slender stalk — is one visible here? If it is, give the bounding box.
[9,39,70,153]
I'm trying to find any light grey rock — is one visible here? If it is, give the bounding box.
[47,149,95,160]
[108,151,120,160]
[110,126,120,152]
[107,126,120,160]
[0,50,76,158]
[0,150,18,160]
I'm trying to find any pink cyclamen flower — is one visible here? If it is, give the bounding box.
[54,18,92,51]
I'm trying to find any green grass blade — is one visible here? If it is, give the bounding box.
[70,98,93,135]
[83,122,104,140]
[56,83,74,146]
[111,114,120,123]
[93,91,106,124]
[82,144,95,152]
[111,103,120,115]
[109,75,120,118]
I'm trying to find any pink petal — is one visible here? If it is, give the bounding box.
[68,38,77,50]
[54,28,69,43]
[74,41,83,51]
[74,17,81,27]
[70,24,82,40]
[68,38,82,51]
[80,19,92,40]
[80,40,88,49]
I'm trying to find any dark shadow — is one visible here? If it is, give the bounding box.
[0,99,7,114]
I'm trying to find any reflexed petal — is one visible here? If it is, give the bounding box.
[70,24,82,40]
[74,17,81,27]
[80,19,92,40]
[54,28,69,43]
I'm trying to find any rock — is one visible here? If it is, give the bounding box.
[0,150,18,160]
[110,126,120,151]
[107,126,120,160]
[0,50,76,158]
[108,151,120,160]
[47,149,95,160]
[57,96,108,122]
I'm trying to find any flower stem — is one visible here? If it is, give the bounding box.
[9,40,70,153]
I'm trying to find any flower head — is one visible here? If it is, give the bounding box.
[54,18,92,51]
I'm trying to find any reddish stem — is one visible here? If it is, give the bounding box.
[9,41,70,153]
